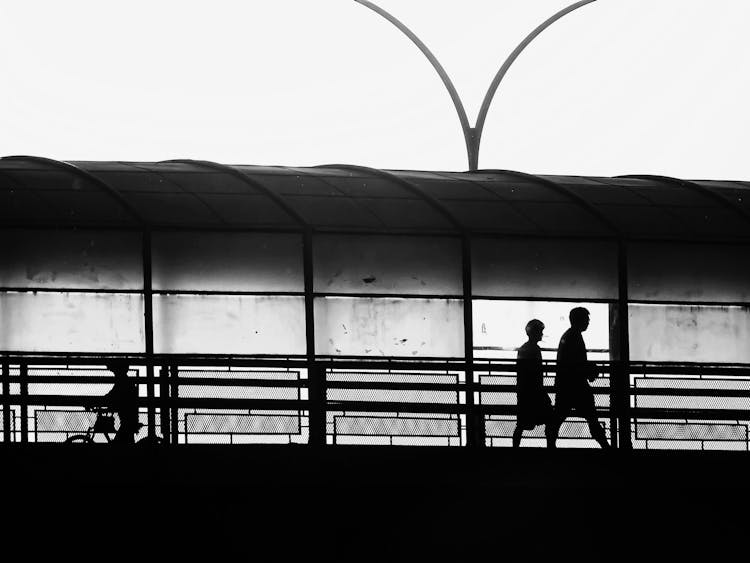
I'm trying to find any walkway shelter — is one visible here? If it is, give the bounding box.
[2,156,750,449]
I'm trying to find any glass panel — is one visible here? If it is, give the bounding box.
[0,292,144,352]
[473,300,611,360]
[153,295,305,355]
[314,297,464,357]
[629,242,750,303]
[629,304,750,363]
[152,232,303,292]
[314,235,462,295]
[0,229,142,290]
[472,238,618,299]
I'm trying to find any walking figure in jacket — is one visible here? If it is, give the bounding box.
[546,307,609,449]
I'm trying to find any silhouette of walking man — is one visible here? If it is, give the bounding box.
[104,361,139,444]
[547,307,609,449]
[512,319,553,447]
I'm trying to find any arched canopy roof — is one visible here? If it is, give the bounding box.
[2,156,750,241]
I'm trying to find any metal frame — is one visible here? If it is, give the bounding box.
[4,157,750,451]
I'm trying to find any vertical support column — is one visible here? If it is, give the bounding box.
[159,365,170,445]
[615,240,632,450]
[19,362,28,444]
[170,364,179,444]
[2,361,11,443]
[142,229,157,439]
[304,228,325,446]
[462,235,483,447]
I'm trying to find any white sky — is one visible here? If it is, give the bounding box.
[1,0,748,179]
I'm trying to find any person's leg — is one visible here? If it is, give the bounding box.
[579,396,609,449]
[546,404,567,449]
[512,425,523,448]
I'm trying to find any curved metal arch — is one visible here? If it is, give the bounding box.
[0,155,146,226]
[476,168,621,237]
[355,0,598,170]
[354,1,474,167]
[164,159,308,228]
[473,0,598,161]
[314,164,465,233]
[618,174,750,230]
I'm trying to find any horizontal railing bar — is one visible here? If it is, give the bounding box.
[171,378,304,387]
[630,408,750,421]
[326,381,462,391]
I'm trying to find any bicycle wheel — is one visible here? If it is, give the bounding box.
[65,434,92,444]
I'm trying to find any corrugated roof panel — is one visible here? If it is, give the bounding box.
[596,204,690,238]
[280,195,385,229]
[198,193,297,227]
[240,167,338,196]
[694,181,750,220]
[414,180,496,201]
[441,200,540,233]
[356,197,456,231]
[471,179,571,202]
[290,167,411,198]
[512,202,612,236]
[666,206,750,239]
[2,158,749,239]
[557,181,647,205]
[81,167,175,193]
[124,192,224,226]
[625,185,716,207]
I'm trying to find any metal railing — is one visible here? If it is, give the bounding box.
[3,353,750,450]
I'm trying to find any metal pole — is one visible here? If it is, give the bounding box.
[19,362,28,444]
[304,228,325,446]
[142,229,157,439]
[170,364,179,445]
[159,365,170,444]
[355,0,598,170]
[2,361,10,443]
[616,240,632,449]
[354,0,474,167]
[462,236,482,447]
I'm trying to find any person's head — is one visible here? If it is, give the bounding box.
[569,307,590,332]
[525,319,545,343]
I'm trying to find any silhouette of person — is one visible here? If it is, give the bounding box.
[546,307,610,449]
[512,319,553,447]
[104,361,139,444]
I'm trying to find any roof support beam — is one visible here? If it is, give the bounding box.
[315,164,465,233]
[1,155,146,226]
[619,174,750,228]
[476,168,621,238]
[165,159,308,229]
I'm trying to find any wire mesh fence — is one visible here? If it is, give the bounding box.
[2,355,750,450]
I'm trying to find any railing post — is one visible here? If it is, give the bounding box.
[616,360,632,450]
[308,363,326,446]
[19,362,28,444]
[159,365,170,444]
[146,360,156,440]
[462,235,484,448]
[170,364,179,445]
[608,362,619,449]
[2,361,10,443]
[615,241,632,450]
